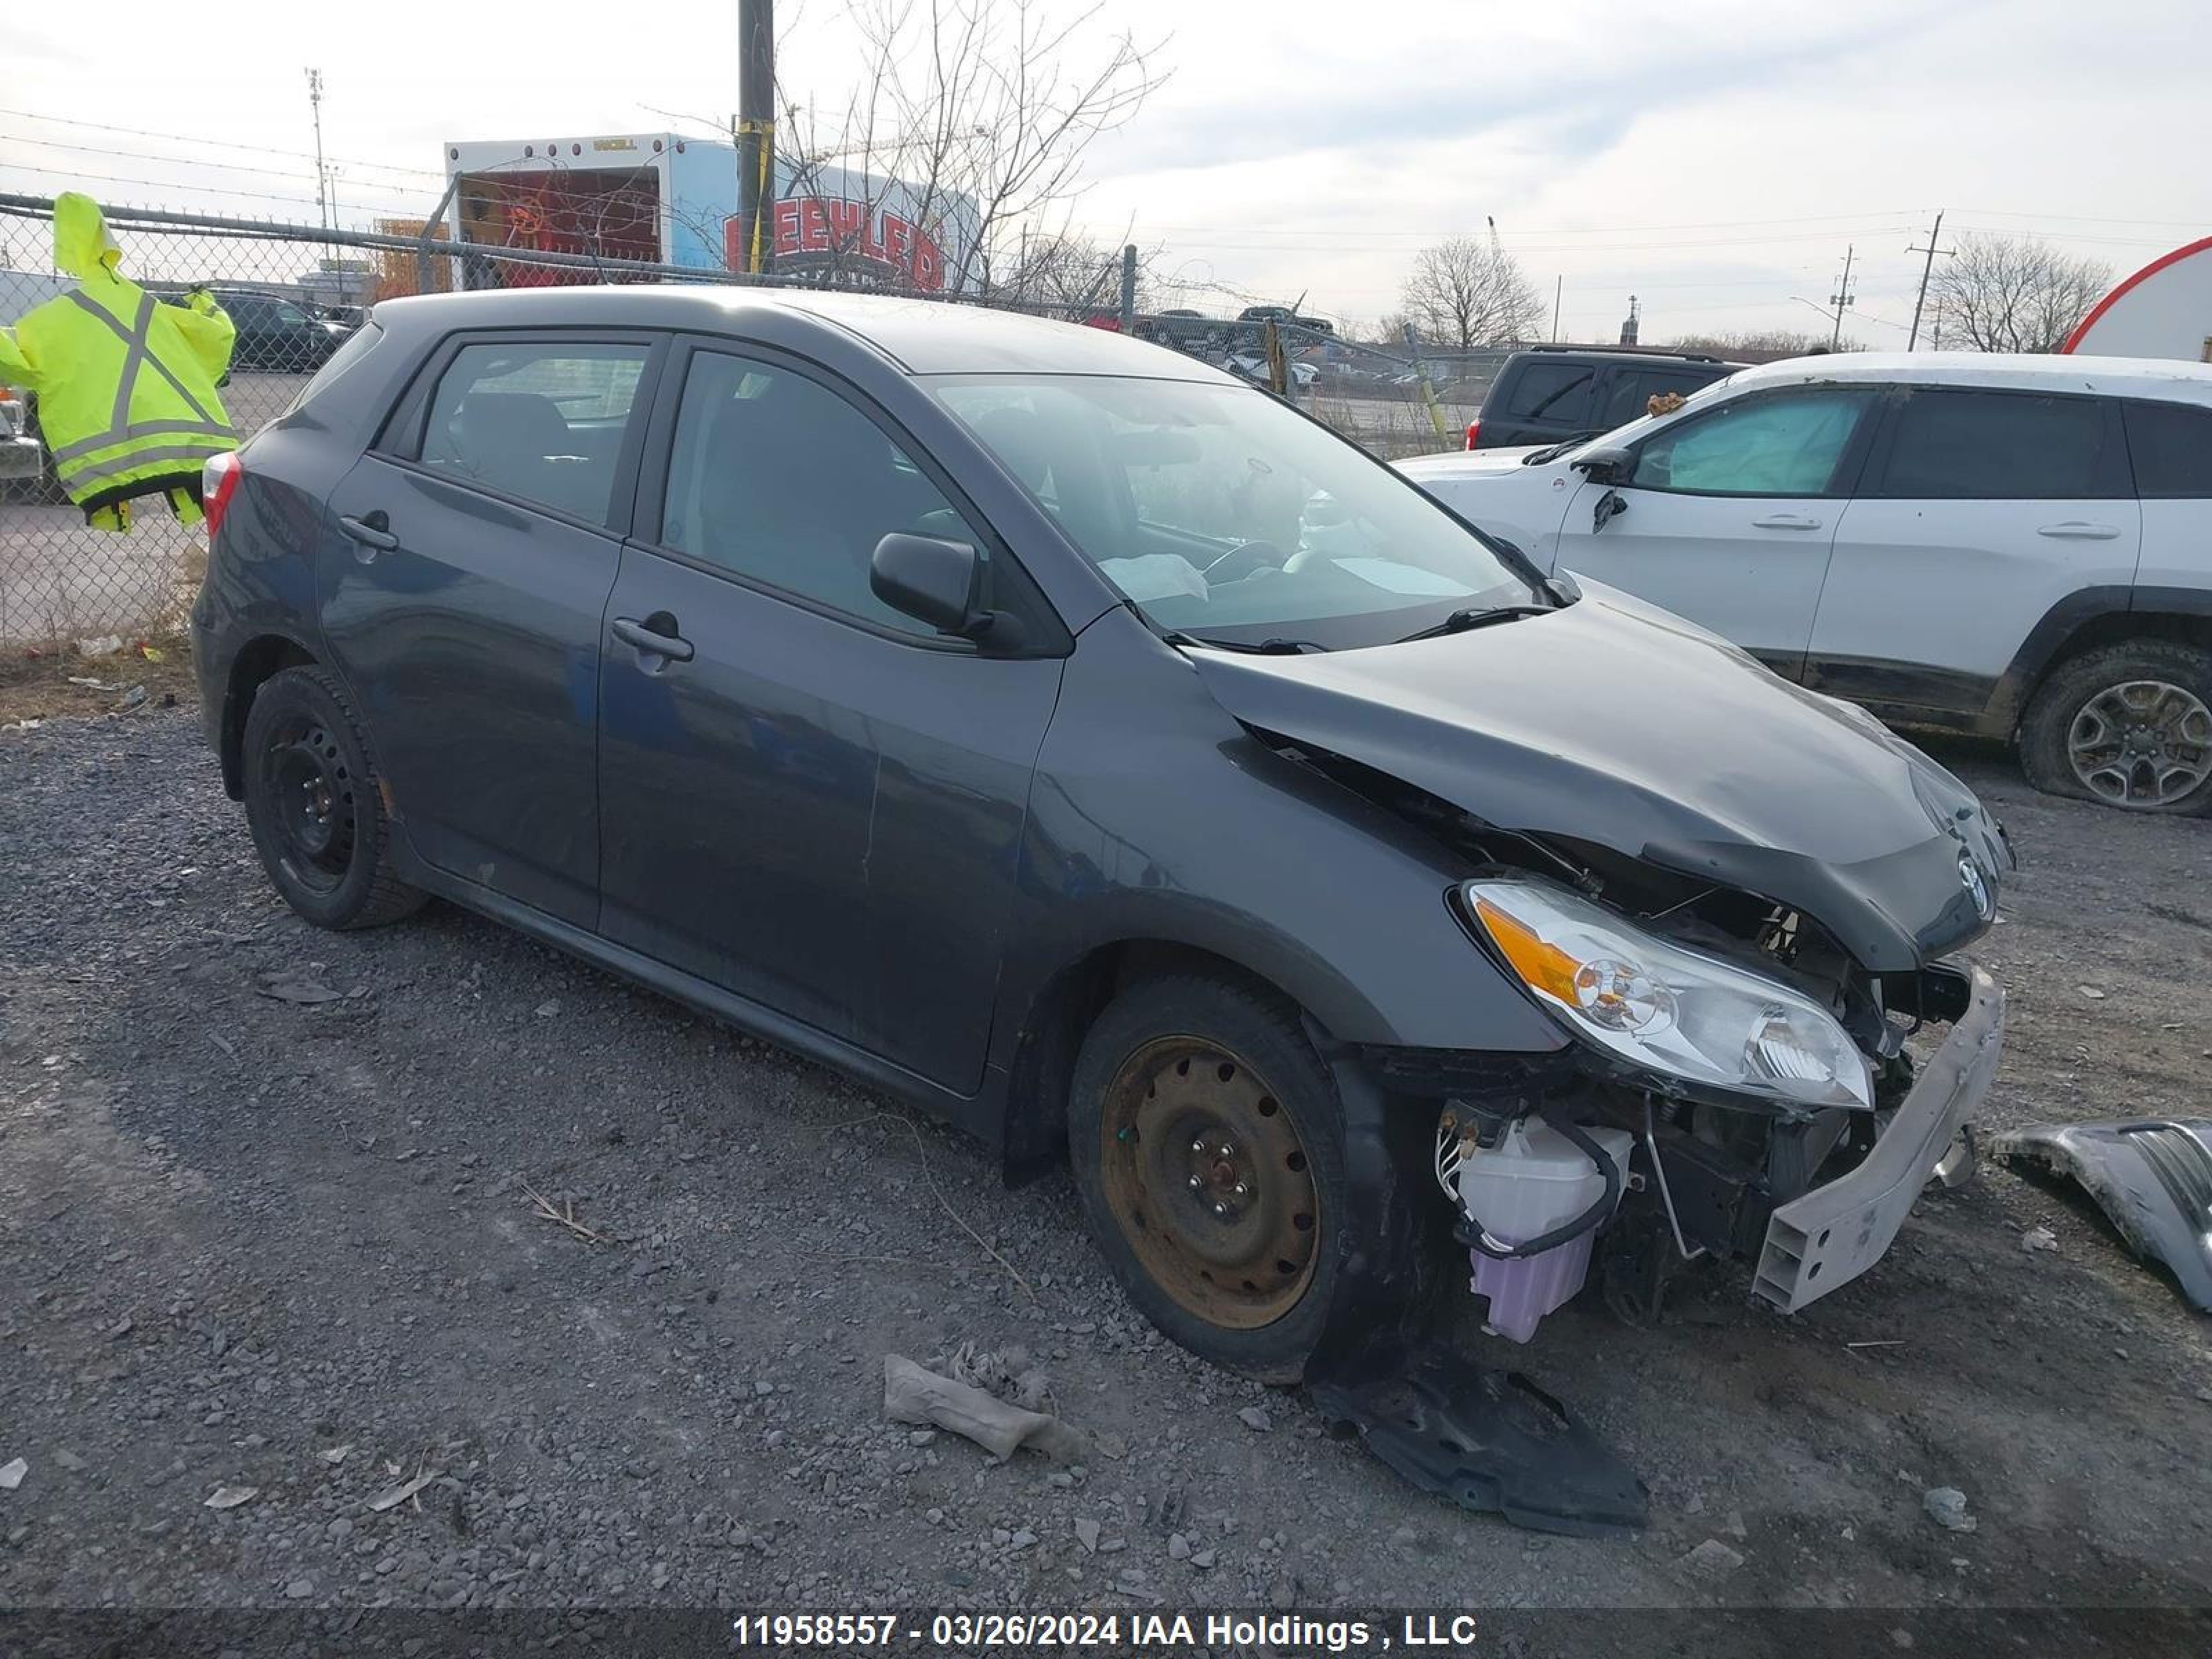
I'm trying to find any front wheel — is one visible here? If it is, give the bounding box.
[2020,641,2212,815]
[241,665,427,928]
[1068,974,1349,1382]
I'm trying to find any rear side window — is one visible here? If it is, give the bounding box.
[2122,400,2212,497]
[1499,362,1595,424]
[416,341,649,526]
[1875,388,2118,500]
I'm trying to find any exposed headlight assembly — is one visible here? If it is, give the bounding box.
[1465,878,1873,1112]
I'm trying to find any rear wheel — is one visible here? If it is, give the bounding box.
[241,666,427,928]
[2021,641,2212,815]
[1069,975,1347,1382]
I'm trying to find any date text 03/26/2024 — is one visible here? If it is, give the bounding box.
[731,1613,1487,1651]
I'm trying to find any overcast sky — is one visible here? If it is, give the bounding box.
[3,0,2206,343]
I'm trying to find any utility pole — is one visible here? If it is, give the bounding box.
[1550,274,1562,342]
[306,69,329,230]
[1118,243,1137,331]
[1828,244,1855,349]
[736,0,776,275]
[1906,211,1951,350]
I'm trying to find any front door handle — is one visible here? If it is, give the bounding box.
[2037,521,2121,540]
[338,511,399,554]
[612,615,695,663]
[1752,513,1823,530]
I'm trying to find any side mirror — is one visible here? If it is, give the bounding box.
[1573,445,1633,487]
[871,532,991,638]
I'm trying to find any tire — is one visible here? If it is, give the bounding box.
[1068,973,1350,1382]
[2019,640,2212,816]
[241,665,427,928]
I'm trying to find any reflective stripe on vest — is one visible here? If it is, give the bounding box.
[57,290,234,476]
[57,437,236,491]
[50,417,238,466]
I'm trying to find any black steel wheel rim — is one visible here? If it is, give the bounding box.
[263,719,358,892]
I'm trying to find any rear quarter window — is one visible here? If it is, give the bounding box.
[2122,399,2212,497]
[281,319,384,417]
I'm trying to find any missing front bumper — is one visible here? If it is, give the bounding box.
[1751,964,2004,1313]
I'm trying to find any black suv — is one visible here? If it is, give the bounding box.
[205,288,342,374]
[1470,346,1743,450]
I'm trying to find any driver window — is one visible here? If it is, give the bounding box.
[1629,388,1874,497]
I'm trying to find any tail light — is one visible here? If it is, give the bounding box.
[1464,420,1481,450]
[202,450,244,543]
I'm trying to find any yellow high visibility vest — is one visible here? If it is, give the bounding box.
[0,194,238,526]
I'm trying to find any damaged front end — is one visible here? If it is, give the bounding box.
[1280,733,2010,1344]
[1296,762,2007,1537]
[1180,599,2015,1531]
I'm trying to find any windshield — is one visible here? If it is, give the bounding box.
[930,373,1541,649]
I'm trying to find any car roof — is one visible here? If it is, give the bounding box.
[371,285,1236,382]
[1721,350,2212,406]
[1511,346,1745,368]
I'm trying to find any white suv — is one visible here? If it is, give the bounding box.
[1398,353,2212,814]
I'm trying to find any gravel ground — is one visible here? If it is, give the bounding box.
[3,704,2210,1622]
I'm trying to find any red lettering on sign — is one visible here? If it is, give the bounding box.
[912,235,943,290]
[743,196,956,291]
[798,198,830,253]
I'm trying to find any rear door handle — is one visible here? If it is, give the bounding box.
[612,615,695,663]
[1751,513,1823,530]
[338,512,398,553]
[2037,521,2121,540]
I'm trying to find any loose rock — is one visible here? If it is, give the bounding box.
[1924,1488,1978,1533]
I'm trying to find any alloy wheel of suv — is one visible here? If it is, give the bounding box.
[2021,641,2212,816]
[2065,679,2212,808]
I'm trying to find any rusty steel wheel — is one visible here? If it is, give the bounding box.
[1096,1035,1322,1330]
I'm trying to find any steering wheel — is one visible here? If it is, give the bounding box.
[1202,540,1286,582]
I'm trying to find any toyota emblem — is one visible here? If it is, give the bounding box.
[1959,852,1991,919]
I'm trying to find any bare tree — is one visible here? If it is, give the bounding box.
[1400,237,1544,350]
[985,228,1150,314]
[1927,232,2110,354]
[1668,328,1863,356]
[778,0,1166,294]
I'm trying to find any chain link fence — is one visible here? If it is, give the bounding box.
[1,194,1487,653]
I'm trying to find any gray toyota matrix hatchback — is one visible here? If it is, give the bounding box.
[191,288,2009,1464]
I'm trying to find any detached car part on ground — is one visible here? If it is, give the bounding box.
[1991,1120,2212,1313]
[189,288,2012,1534]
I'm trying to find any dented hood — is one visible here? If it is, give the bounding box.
[1188,584,2009,971]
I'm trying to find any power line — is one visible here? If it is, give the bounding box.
[1141,209,1936,238]
[0,106,444,180]
[1125,227,1920,255]
[0,164,418,218]
[0,131,430,193]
